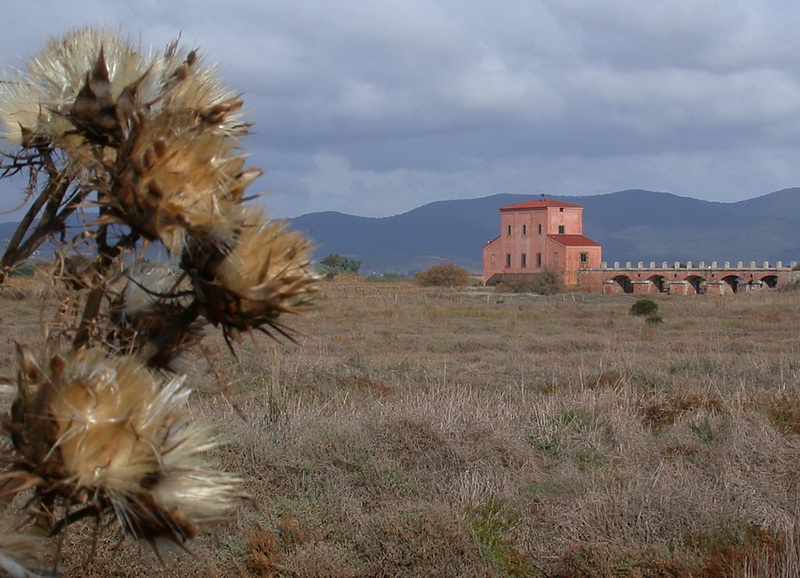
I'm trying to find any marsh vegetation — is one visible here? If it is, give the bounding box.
[4,279,800,576]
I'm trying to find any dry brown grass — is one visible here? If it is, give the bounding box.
[6,279,800,576]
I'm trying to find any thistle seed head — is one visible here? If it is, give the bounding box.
[0,27,145,146]
[110,267,206,370]
[186,206,319,341]
[0,27,246,148]
[0,78,46,148]
[119,267,185,315]
[0,530,45,577]
[1,346,243,544]
[105,112,255,253]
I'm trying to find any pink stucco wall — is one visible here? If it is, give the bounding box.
[482,200,602,286]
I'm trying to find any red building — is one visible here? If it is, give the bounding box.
[482,199,602,287]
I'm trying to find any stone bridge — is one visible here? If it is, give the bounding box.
[580,260,799,295]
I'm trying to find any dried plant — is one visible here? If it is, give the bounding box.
[1,346,243,543]
[0,529,45,577]
[0,26,318,573]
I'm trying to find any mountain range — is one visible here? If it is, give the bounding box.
[2,188,798,275]
[287,188,800,274]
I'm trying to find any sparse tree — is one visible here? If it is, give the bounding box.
[318,253,361,278]
[0,27,318,574]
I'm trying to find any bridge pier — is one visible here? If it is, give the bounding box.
[743,280,764,292]
[668,280,688,295]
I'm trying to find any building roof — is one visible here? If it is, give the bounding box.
[500,199,584,211]
[547,234,601,247]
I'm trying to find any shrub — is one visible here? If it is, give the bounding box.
[415,263,470,287]
[630,299,658,316]
[495,268,563,295]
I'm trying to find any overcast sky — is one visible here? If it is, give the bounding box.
[1,1,800,218]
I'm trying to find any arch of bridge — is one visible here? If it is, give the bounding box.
[594,268,790,293]
[600,269,787,283]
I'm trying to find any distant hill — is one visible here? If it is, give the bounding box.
[288,188,800,274]
[3,189,798,275]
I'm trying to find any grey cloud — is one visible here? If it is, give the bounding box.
[0,1,799,218]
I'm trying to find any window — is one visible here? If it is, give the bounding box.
[507,225,512,236]
[491,254,495,265]
[522,224,527,236]
[553,252,558,264]
[521,253,527,268]
[536,253,542,267]
[559,208,564,212]
[558,225,565,234]
[537,224,542,235]
[580,252,589,264]
[505,253,512,268]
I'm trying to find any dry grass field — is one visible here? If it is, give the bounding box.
[5,278,800,576]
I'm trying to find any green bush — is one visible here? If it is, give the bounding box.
[415,263,470,287]
[630,299,658,317]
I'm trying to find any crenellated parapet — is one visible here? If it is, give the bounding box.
[579,262,796,295]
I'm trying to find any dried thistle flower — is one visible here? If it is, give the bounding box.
[103,111,260,253]
[185,206,319,342]
[0,27,246,148]
[151,47,249,138]
[109,267,205,370]
[0,27,143,148]
[0,530,45,577]
[0,79,46,149]
[0,26,317,323]
[1,346,243,545]
[0,27,318,571]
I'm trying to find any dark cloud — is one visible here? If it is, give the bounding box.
[0,1,799,217]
